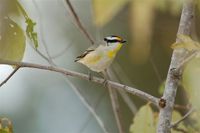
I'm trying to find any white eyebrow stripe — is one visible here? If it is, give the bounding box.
[106,36,121,41]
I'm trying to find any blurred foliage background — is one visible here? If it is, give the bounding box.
[0,0,200,133]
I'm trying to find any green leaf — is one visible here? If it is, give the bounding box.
[130,104,156,133]
[16,0,38,48]
[25,18,38,48]
[0,18,25,61]
[93,0,129,27]
[171,34,200,51]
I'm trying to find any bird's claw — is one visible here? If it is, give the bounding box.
[102,79,108,87]
[88,72,92,81]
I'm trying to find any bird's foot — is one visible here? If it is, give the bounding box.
[88,71,92,81]
[102,78,108,87]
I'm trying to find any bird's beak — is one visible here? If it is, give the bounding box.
[121,40,126,43]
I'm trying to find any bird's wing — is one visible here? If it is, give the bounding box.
[75,45,98,62]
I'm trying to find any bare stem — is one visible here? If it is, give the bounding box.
[107,68,137,114]
[65,0,95,45]
[176,50,198,71]
[157,0,195,133]
[0,66,20,87]
[170,108,195,128]
[174,104,190,110]
[103,70,125,133]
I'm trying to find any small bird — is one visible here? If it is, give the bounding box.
[75,35,126,72]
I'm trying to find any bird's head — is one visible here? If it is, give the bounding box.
[104,35,126,45]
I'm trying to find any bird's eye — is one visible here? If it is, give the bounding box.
[107,39,120,43]
[104,38,108,42]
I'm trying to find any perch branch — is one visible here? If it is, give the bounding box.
[0,59,159,106]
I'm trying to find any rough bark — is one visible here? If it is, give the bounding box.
[157,0,195,133]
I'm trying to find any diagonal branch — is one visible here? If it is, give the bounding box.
[65,0,95,45]
[0,59,159,107]
[0,66,20,87]
[170,108,195,128]
[157,0,195,133]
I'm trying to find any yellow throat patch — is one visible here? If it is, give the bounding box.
[107,43,123,58]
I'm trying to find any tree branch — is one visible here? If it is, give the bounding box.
[157,0,195,133]
[0,59,159,106]
[65,0,95,45]
[0,66,20,87]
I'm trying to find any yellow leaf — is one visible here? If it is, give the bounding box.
[171,34,200,51]
[0,118,13,133]
[130,104,188,133]
[0,18,25,61]
[130,0,155,64]
[171,111,188,133]
[187,110,200,132]
[130,104,156,133]
[182,58,200,109]
[93,0,129,27]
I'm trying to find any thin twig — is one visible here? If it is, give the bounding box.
[109,88,124,133]
[0,66,20,87]
[157,0,195,133]
[63,78,109,133]
[0,59,159,106]
[103,70,125,133]
[174,104,190,110]
[65,0,95,45]
[176,50,198,71]
[172,127,187,133]
[170,108,195,128]
[118,90,137,114]
[107,68,137,114]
